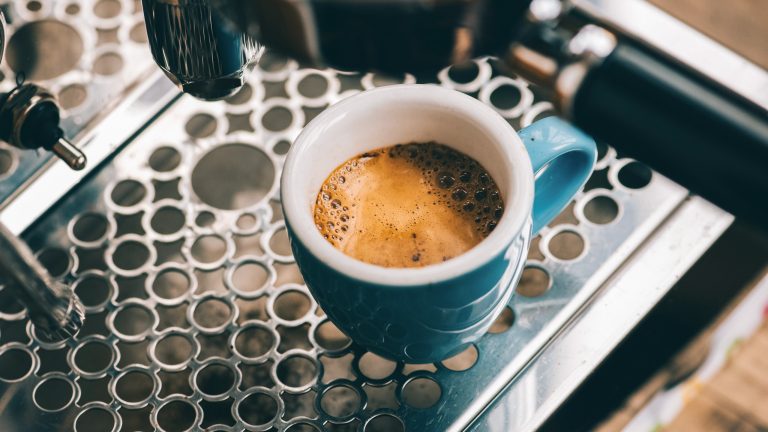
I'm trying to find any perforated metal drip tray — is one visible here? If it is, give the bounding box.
[0,0,155,203]
[0,53,695,432]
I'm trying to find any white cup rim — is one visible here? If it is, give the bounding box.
[281,84,534,286]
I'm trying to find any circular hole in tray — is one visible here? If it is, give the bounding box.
[114,304,153,336]
[234,325,275,359]
[154,334,193,367]
[371,73,407,87]
[517,266,552,297]
[0,149,15,178]
[75,406,115,432]
[298,73,329,98]
[59,83,88,110]
[366,414,405,432]
[490,83,521,110]
[447,60,479,84]
[191,235,227,264]
[314,320,351,351]
[238,391,278,427]
[268,227,292,256]
[197,362,236,397]
[193,297,232,329]
[0,286,26,315]
[113,240,151,271]
[75,275,112,308]
[259,51,289,72]
[441,344,478,371]
[149,146,181,173]
[273,139,291,155]
[151,206,186,235]
[192,144,275,210]
[227,83,253,105]
[287,423,320,432]
[232,262,270,294]
[153,268,191,301]
[618,161,653,189]
[262,106,293,132]
[402,376,441,409]
[548,230,585,261]
[65,3,81,14]
[157,400,197,432]
[74,340,114,374]
[321,384,361,419]
[195,211,216,227]
[129,21,148,43]
[584,195,619,224]
[115,369,155,403]
[0,348,34,381]
[93,52,124,76]
[276,354,317,388]
[488,306,515,334]
[37,247,71,278]
[185,113,218,139]
[273,290,311,321]
[7,20,83,81]
[94,0,121,18]
[111,179,147,207]
[359,352,396,380]
[236,213,258,230]
[73,213,109,243]
[34,376,75,411]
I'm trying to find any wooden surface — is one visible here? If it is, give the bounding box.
[649,0,768,69]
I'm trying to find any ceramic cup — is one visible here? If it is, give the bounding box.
[282,84,596,362]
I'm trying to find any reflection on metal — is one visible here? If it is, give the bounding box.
[470,197,732,432]
[571,0,768,110]
[0,54,709,431]
[143,0,263,101]
[0,0,156,204]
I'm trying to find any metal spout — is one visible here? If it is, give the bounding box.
[143,0,262,101]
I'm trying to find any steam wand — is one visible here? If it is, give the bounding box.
[0,13,86,340]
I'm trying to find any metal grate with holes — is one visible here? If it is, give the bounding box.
[0,0,154,203]
[0,48,692,431]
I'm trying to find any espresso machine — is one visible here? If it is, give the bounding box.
[0,0,768,431]
[143,0,768,225]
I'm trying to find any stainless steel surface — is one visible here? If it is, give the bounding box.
[0,52,720,431]
[143,0,262,100]
[469,197,733,432]
[0,0,157,204]
[0,220,84,340]
[571,0,768,110]
[0,70,180,235]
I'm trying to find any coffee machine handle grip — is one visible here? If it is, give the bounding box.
[571,41,768,229]
[519,117,597,234]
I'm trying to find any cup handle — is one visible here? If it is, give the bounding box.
[519,117,597,234]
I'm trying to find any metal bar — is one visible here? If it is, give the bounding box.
[0,71,180,236]
[467,197,733,432]
[570,0,768,110]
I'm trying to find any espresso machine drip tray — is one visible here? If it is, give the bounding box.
[0,0,156,203]
[0,2,737,431]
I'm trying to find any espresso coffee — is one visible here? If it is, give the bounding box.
[313,142,504,268]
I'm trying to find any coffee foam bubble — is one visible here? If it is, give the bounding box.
[313,142,504,268]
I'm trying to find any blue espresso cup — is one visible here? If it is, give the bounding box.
[282,85,595,362]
